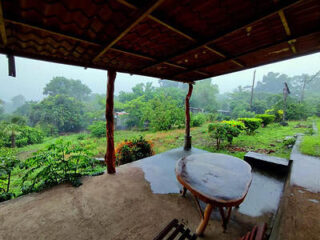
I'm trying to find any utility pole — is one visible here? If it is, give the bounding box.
[300,70,320,103]
[250,70,256,111]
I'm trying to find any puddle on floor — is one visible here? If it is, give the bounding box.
[133,147,207,194]
[133,147,287,220]
[237,168,286,217]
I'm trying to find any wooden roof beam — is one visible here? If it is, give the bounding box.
[173,29,320,78]
[4,18,209,76]
[116,0,243,67]
[278,9,297,54]
[93,0,165,62]
[0,0,7,45]
[140,0,302,71]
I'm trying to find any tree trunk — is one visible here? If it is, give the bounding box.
[11,132,15,148]
[250,70,256,111]
[7,172,11,192]
[105,70,117,174]
[184,83,193,150]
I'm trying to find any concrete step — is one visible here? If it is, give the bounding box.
[244,152,290,173]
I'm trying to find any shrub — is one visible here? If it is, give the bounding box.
[238,118,262,134]
[208,122,241,149]
[21,139,99,193]
[222,120,246,131]
[255,114,275,127]
[191,113,206,127]
[116,136,154,165]
[0,148,20,202]
[265,109,283,122]
[88,121,106,138]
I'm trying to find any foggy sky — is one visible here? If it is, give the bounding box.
[0,52,320,102]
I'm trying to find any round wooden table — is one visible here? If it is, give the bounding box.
[175,153,252,236]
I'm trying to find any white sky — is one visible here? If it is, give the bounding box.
[0,52,319,102]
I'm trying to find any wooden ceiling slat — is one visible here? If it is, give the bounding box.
[141,0,303,71]
[93,0,165,62]
[117,0,242,68]
[4,18,211,76]
[278,9,297,54]
[174,29,320,77]
[0,0,7,45]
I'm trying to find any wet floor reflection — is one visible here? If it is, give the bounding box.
[237,168,285,217]
[290,136,320,193]
[133,147,207,194]
[134,147,286,218]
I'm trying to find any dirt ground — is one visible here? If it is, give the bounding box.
[276,185,320,240]
[0,165,258,240]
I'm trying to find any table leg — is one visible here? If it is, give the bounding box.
[218,206,232,233]
[196,203,213,236]
[180,187,187,197]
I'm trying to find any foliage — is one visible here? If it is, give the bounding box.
[222,120,246,131]
[191,113,207,127]
[255,114,275,126]
[300,119,320,157]
[115,136,154,165]
[20,139,99,193]
[0,148,20,202]
[29,95,85,133]
[208,122,241,149]
[238,118,262,134]
[265,109,283,122]
[88,121,106,138]
[43,77,92,101]
[191,79,219,112]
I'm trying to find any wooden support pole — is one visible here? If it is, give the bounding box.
[184,83,193,150]
[7,54,16,77]
[0,0,7,45]
[105,70,117,174]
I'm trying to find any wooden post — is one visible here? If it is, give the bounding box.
[105,70,116,174]
[250,70,256,111]
[184,83,193,150]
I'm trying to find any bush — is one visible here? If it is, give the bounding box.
[21,139,99,193]
[222,120,246,131]
[208,122,241,149]
[191,113,206,127]
[265,109,283,122]
[238,118,262,134]
[88,121,106,138]
[255,114,275,127]
[116,136,154,165]
[0,148,20,202]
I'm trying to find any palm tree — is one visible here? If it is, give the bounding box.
[2,116,25,148]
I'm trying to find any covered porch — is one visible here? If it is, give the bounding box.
[0,147,286,239]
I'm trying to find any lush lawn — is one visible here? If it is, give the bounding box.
[3,120,311,200]
[300,118,320,157]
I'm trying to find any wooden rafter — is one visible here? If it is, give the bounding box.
[278,9,297,54]
[173,29,320,78]
[0,0,7,45]
[140,0,302,71]
[4,18,209,76]
[93,0,165,62]
[116,0,242,67]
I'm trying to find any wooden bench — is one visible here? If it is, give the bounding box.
[153,219,197,240]
[239,223,267,240]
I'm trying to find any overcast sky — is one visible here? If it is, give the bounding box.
[0,52,319,102]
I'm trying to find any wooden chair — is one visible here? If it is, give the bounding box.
[153,219,197,240]
[239,223,267,240]
[153,219,267,240]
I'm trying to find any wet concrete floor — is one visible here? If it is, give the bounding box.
[133,147,286,225]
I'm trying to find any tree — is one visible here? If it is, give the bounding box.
[29,95,85,133]
[11,95,26,111]
[43,77,92,101]
[191,79,219,112]
[2,116,25,148]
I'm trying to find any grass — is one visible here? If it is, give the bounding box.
[2,119,311,200]
[300,118,320,157]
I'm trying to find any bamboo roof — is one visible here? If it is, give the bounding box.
[0,0,319,82]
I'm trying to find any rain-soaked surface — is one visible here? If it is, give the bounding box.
[290,135,320,193]
[133,147,286,218]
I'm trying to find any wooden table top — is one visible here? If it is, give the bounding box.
[176,153,252,206]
